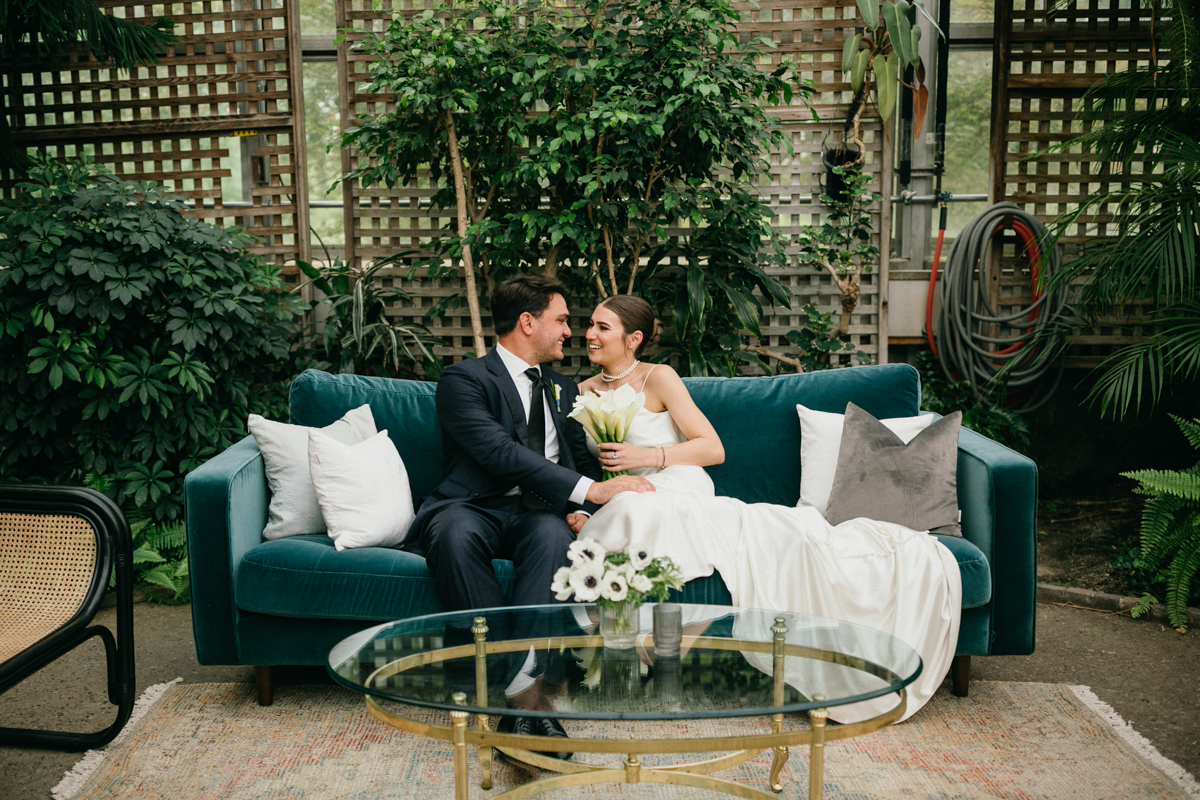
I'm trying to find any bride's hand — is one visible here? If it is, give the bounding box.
[598,442,650,471]
[566,513,588,535]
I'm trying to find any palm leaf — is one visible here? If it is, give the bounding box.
[1086,303,1200,418]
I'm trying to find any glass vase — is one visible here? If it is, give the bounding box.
[599,599,641,649]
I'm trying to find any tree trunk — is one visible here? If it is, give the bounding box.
[837,279,861,339]
[443,110,487,357]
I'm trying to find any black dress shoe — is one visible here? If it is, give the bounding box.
[496,714,572,761]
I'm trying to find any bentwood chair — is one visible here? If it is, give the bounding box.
[0,485,135,751]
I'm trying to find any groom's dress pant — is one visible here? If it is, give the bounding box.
[420,494,574,613]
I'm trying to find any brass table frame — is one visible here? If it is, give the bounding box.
[359,616,908,800]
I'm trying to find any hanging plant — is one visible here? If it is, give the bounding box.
[833,0,942,167]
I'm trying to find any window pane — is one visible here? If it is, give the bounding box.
[950,0,994,24]
[304,61,345,245]
[942,49,992,237]
[299,0,336,33]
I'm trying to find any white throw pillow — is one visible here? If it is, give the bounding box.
[308,429,415,551]
[248,405,377,540]
[796,403,936,517]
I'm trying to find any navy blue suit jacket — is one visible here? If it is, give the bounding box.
[407,348,602,550]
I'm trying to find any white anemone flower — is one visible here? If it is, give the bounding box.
[568,537,607,566]
[551,566,574,601]
[600,571,629,603]
[629,573,653,593]
[569,561,606,602]
[628,547,653,571]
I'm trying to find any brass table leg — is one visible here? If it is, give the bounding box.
[769,616,790,793]
[451,692,469,800]
[808,696,828,800]
[473,616,493,790]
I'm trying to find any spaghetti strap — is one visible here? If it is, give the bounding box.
[639,363,660,392]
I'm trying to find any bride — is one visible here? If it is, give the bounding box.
[567,295,962,723]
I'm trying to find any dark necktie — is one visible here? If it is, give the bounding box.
[524,367,547,457]
[523,367,550,509]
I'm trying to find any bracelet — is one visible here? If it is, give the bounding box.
[658,447,666,469]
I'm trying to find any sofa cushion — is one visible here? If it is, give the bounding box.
[235,536,514,621]
[234,533,986,621]
[934,534,991,608]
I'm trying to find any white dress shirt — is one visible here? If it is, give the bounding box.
[493,343,592,507]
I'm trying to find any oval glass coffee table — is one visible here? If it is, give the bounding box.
[328,603,921,800]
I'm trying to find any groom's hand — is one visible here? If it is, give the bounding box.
[585,475,655,505]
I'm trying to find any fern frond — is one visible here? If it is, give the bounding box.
[1141,500,1192,567]
[139,568,177,593]
[1164,526,1200,630]
[1121,468,1200,501]
[1172,415,1200,451]
[132,546,165,564]
[147,523,186,550]
[1130,593,1158,618]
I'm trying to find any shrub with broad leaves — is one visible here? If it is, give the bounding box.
[0,156,306,523]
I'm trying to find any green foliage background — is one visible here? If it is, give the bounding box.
[0,158,306,532]
[342,0,811,376]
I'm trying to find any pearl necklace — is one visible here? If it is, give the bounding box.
[601,360,640,383]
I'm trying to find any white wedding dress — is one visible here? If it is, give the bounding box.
[582,371,962,724]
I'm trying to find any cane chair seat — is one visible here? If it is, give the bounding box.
[0,513,99,664]
[0,486,134,751]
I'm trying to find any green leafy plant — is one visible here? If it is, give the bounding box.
[795,166,879,343]
[1035,0,1199,418]
[836,0,941,162]
[727,304,867,374]
[1120,415,1200,631]
[114,517,188,602]
[913,349,1031,453]
[343,0,810,376]
[0,156,306,521]
[297,256,443,379]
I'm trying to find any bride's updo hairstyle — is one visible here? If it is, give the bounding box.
[600,295,662,358]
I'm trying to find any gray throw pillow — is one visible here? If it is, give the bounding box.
[824,402,963,536]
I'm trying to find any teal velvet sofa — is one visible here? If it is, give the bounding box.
[185,364,1036,704]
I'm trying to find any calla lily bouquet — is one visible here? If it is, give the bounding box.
[551,537,684,609]
[568,384,645,480]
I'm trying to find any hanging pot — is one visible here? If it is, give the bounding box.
[821,147,862,205]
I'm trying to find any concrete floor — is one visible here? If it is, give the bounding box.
[1,602,1197,800]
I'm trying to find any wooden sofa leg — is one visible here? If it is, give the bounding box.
[951,655,970,698]
[255,665,274,706]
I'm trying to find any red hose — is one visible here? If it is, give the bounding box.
[926,226,946,356]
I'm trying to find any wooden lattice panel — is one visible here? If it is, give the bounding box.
[336,0,888,370]
[990,0,1161,368]
[0,0,309,274]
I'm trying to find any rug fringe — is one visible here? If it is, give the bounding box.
[1069,684,1200,800]
[51,677,183,800]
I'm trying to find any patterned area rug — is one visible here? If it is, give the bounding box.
[54,680,1198,800]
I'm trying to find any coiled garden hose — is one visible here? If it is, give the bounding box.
[933,202,1067,413]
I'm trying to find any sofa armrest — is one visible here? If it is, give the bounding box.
[956,428,1038,655]
[184,435,269,665]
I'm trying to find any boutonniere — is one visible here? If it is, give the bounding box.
[550,382,562,412]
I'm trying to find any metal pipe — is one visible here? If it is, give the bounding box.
[891,193,988,204]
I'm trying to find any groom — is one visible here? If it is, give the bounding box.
[408,274,654,611]
[406,274,654,754]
